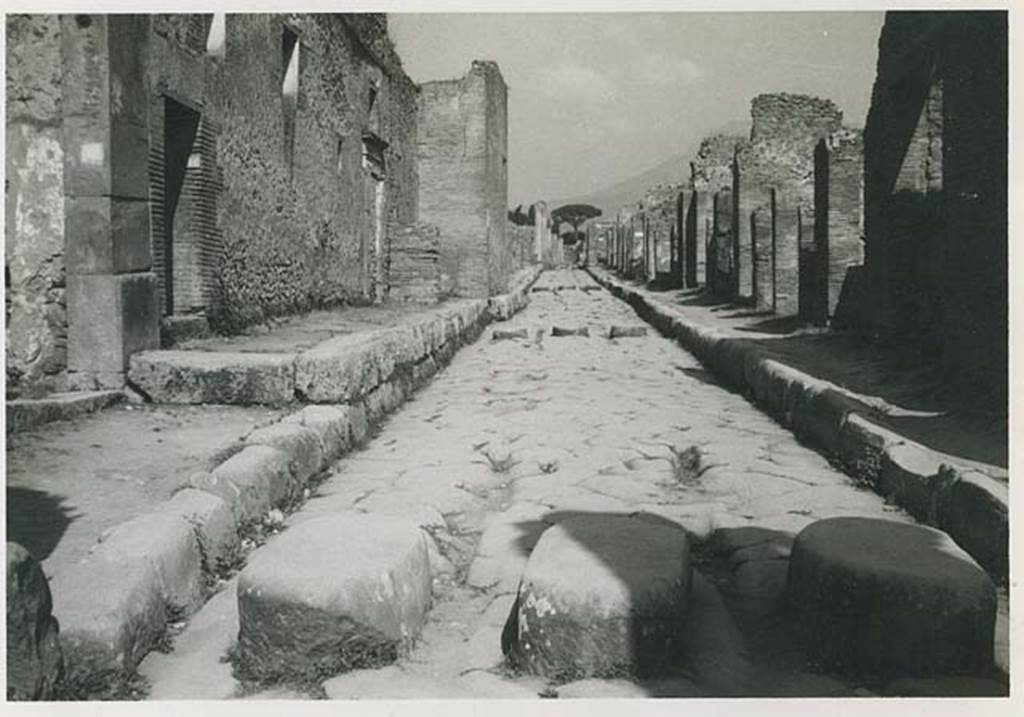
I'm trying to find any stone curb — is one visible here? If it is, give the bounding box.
[6,390,125,434]
[48,266,543,682]
[588,267,1008,581]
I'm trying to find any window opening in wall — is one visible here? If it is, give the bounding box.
[282,26,300,173]
[206,13,226,57]
[336,137,344,174]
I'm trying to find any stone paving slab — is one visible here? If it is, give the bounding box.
[589,267,1009,581]
[62,267,1007,700]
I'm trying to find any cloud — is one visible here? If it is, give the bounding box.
[635,53,704,87]
[538,63,616,103]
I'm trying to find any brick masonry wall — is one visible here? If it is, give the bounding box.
[389,222,443,304]
[418,61,509,299]
[5,15,68,397]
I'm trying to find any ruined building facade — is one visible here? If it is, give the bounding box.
[860,11,1007,402]
[417,61,509,297]
[5,14,511,396]
[604,11,1005,405]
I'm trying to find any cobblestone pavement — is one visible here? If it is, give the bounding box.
[140,268,1007,699]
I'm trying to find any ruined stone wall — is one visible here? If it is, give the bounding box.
[6,13,422,391]
[691,134,741,292]
[735,93,842,309]
[863,10,1007,401]
[641,184,680,278]
[506,222,535,273]
[5,15,67,397]
[418,61,508,298]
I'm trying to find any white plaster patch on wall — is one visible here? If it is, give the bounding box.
[80,141,104,166]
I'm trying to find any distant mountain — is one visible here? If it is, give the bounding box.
[550,119,749,217]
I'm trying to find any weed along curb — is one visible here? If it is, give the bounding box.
[588,267,1008,582]
[48,266,543,698]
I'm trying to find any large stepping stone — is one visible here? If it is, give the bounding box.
[235,513,431,684]
[784,517,996,678]
[7,543,63,700]
[502,513,691,681]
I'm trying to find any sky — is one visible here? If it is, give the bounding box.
[390,11,885,208]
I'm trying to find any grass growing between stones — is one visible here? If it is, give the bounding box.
[477,448,520,474]
[828,444,885,493]
[226,630,400,698]
[53,661,150,701]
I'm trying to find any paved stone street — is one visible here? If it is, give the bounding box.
[133,269,1006,699]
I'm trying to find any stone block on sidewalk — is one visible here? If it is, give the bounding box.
[784,517,997,678]
[7,543,63,700]
[608,325,648,339]
[235,513,432,684]
[294,330,413,404]
[128,350,297,405]
[502,513,692,680]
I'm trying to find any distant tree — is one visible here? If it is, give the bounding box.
[560,230,586,245]
[551,203,602,236]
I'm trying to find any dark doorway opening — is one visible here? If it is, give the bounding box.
[162,98,201,316]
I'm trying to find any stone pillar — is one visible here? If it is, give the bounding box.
[773,192,800,315]
[62,15,159,390]
[751,205,773,311]
[712,188,733,296]
[815,131,865,320]
[797,205,824,323]
[731,147,755,300]
[685,191,699,288]
[533,201,548,263]
[673,191,684,286]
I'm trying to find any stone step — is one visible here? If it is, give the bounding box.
[784,516,997,678]
[501,512,692,680]
[234,512,432,685]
